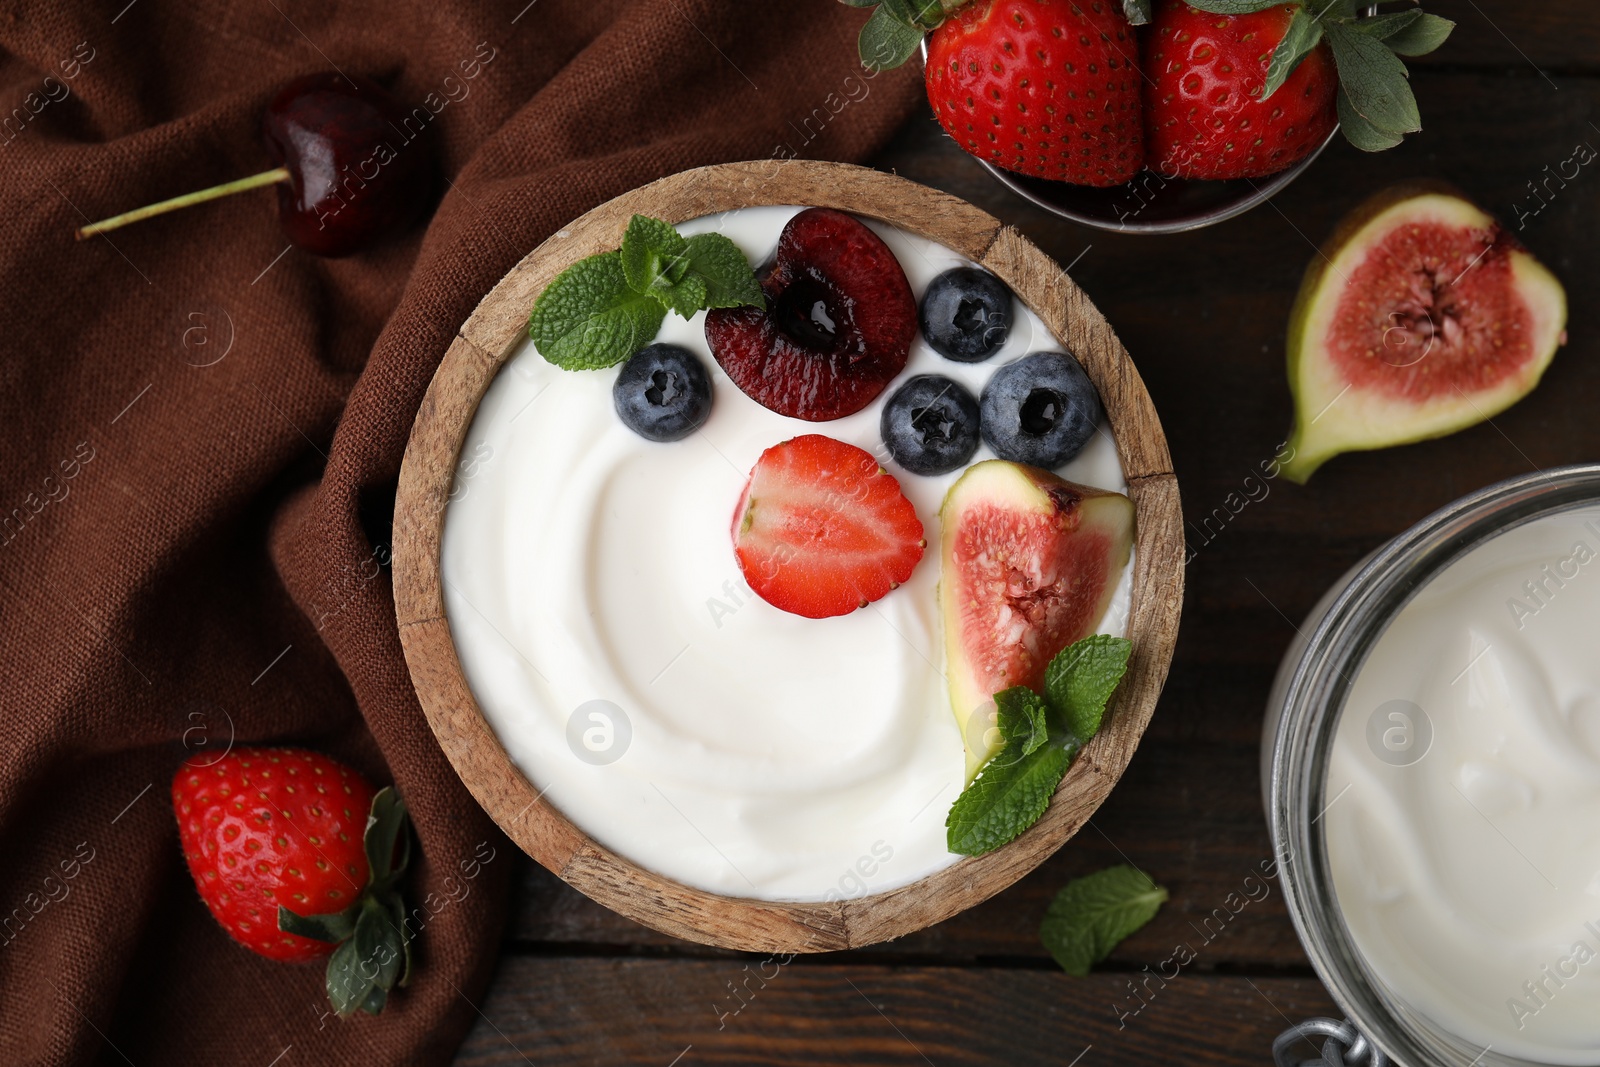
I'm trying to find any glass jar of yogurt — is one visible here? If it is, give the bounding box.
[1262,464,1600,1067]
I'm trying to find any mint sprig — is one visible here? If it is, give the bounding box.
[528,215,764,371]
[1040,865,1168,976]
[945,634,1132,857]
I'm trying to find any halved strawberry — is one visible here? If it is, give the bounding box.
[733,435,926,619]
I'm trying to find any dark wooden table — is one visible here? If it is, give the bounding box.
[456,3,1599,1062]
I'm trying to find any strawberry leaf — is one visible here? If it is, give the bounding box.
[276,787,419,1022]
[1351,8,1422,41]
[278,901,360,943]
[325,936,375,1019]
[1181,0,1292,14]
[360,985,388,1016]
[1263,6,1325,101]
[387,894,414,987]
[1336,83,1404,151]
[1381,11,1454,56]
[358,899,405,995]
[363,786,410,890]
[876,0,948,27]
[858,4,925,71]
[1324,20,1420,134]
[1121,0,1152,26]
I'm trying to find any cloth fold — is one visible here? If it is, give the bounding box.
[0,1,918,1062]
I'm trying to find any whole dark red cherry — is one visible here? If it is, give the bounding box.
[262,72,431,257]
[75,71,433,257]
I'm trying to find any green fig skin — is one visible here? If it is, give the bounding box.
[1281,182,1567,484]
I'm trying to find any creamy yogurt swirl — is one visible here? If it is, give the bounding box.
[441,206,1130,901]
[1327,505,1600,1063]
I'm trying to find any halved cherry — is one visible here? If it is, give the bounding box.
[705,208,916,421]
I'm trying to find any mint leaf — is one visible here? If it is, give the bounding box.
[995,686,1049,757]
[1040,865,1168,976]
[528,251,666,370]
[1044,635,1132,744]
[654,271,708,320]
[859,5,924,71]
[623,217,760,316]
[1381,12,1454,57]
[1262,6,1324,101]
[1337,84,1404,152]
[946,742,1074,856]
[1324,20,1421,135]
[620,215,691,299]
[684,232,765,310]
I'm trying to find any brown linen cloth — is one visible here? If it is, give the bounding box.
[0,1,919,1062]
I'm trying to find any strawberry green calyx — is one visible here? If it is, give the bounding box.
[1182,0,1454,151]
[277,787,414,1019]
[843,0,1154,69]
[840,0,962,70]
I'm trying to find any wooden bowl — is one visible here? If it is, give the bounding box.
[394,160,1183,953]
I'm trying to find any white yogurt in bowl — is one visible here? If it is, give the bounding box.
[438,205,1131,902]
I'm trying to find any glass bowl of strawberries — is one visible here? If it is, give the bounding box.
[852,0,1451,234]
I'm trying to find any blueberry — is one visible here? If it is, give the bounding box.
[979,352,1102,469]
[881,374,981,476]
[919,267,1013,363]
[613,343,713,442]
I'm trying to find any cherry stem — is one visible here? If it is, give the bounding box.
[75,166,292,241]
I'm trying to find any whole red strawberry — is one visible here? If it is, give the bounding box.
[1143,2,1336,179]
[844,0,1453,188]
[173,747,413,1017]
[925,0,1145,186]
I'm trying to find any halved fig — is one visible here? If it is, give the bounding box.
[939,460,1135,776]
[1282,183,1567,483]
